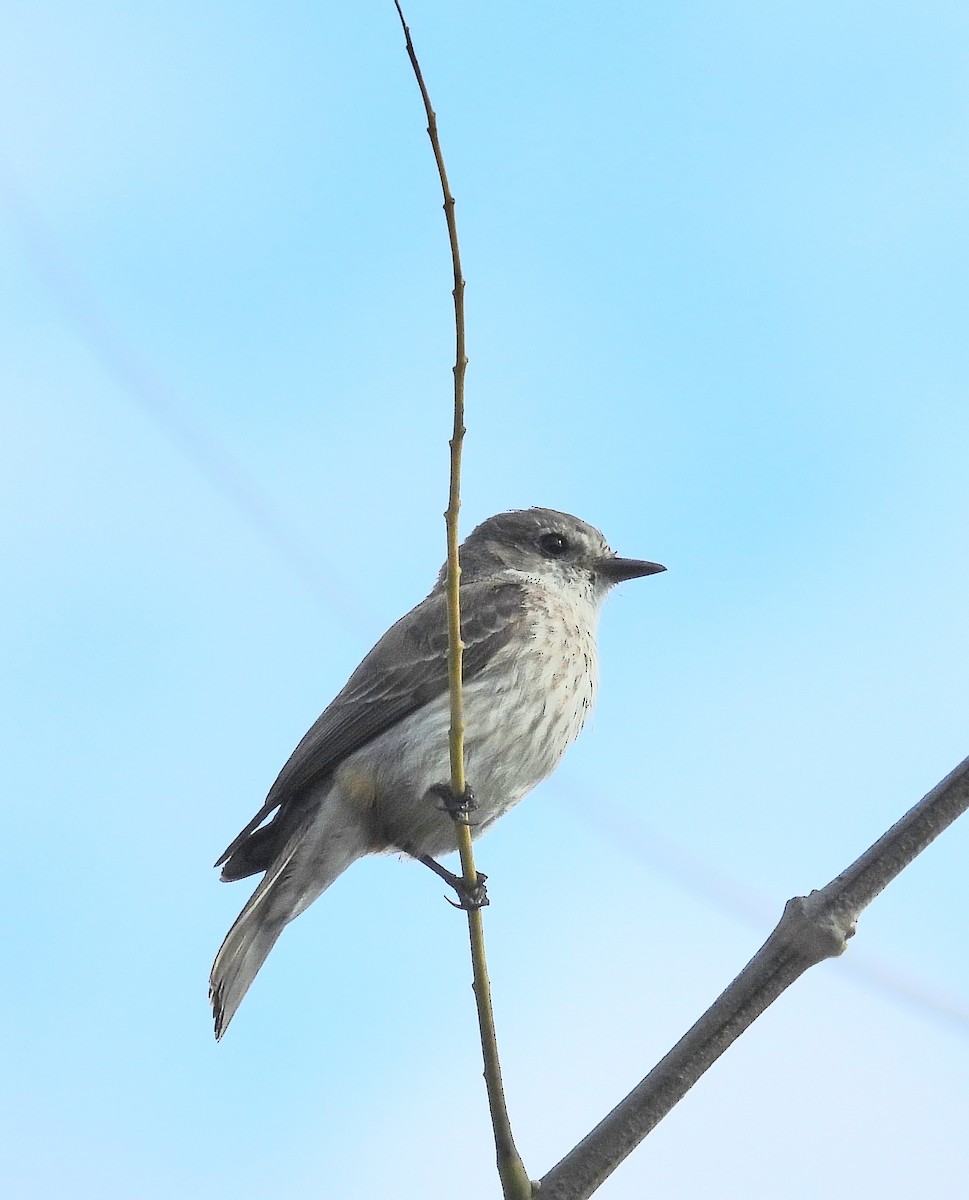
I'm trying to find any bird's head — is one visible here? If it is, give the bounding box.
[437,508,665,601]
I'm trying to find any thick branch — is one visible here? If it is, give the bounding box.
[539,754,969,1200]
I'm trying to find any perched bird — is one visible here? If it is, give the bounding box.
[210,508,664,1037]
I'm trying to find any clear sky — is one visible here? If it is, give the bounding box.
[2,3,968,1197]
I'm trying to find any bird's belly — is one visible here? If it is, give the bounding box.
[352,607,598,859]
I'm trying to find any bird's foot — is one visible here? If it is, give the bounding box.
[418,854,490,910]
[446,872,490,911]
[428,781,478,827]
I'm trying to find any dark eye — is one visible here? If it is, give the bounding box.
[539,532,570,557]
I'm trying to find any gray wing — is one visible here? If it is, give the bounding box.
[216,579,527,876]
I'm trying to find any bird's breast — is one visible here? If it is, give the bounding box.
[359,582,601,857]
[461,584,600,800]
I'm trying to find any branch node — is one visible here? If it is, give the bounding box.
[776,892,854,965]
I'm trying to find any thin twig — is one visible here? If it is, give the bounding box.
[538,753,969,1199]
[393,6,532,1198]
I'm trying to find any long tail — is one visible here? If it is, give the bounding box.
[209,795,369,1038]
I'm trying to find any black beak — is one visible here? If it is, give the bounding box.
[598,556,666,583]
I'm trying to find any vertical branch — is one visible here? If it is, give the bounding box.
[393,6,532,1198]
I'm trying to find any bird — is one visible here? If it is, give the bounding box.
[210,507,665,1037]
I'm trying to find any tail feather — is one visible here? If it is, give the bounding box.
[209,842,300,1040]
[209,796,369,1038]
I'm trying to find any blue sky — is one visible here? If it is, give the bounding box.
[2,3,968,1197]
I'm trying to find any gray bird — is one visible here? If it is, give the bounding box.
[210,508,664,1037]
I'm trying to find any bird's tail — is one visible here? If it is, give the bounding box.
[209,797,370,1038]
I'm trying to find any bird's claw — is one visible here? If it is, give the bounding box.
[429,782,478,827]
[417,854,490,909]
[444,872,490,911]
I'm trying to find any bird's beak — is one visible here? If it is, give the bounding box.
[598,556,666,583]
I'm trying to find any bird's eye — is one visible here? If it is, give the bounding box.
[539,532,570,557]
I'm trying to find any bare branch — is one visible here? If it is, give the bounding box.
[393,5,532,1198]
[539,754,969,1199]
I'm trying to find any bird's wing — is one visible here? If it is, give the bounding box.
[215,579,527,868]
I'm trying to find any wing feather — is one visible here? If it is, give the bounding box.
[215,579,526,873]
